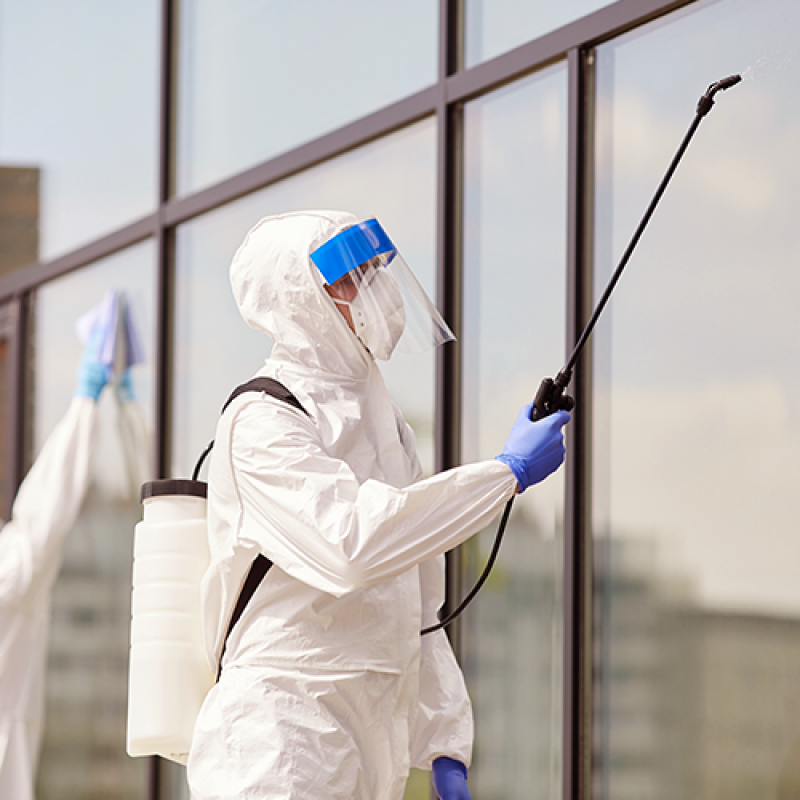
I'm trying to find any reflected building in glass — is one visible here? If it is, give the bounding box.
[0,0,799,798]
[0,167,38,279]
[595,535,800,800]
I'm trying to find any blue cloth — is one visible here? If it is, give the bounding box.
[496,402,570,492]
[432,757,472,800]
[75,289,145,383]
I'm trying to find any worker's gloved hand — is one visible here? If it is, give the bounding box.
[496,402,570,493]
[74,325,109,401]
[432,757,472,800]
[116,369,135,402]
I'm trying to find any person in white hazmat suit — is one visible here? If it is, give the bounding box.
[187,211,571,800]
[0,323,131,798]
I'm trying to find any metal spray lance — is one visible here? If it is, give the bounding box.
[531,74,742,420]
[424,74,742,635]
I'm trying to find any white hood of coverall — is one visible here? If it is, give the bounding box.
[233,210,370,378]
[232,210,414,484]
[190,211,517,799]
[231,210,418,481]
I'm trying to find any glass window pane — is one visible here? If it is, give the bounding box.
[465,0,614,67]
[593,2,800,797]
[176,0,438,195]
[0,1,159,262]
[33,243,156,799]
[461,64,568,799]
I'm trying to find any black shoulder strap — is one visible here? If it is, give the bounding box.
[217,554,272,680]
[193,377,309,481]
[215,377,309,681]
[220,376,309,417]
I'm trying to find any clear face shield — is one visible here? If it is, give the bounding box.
[310,218,455,361]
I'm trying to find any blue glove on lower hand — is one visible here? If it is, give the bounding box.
[496,402,571,493]
[74,326,109,401]
[116,368,135,402]
[432,757,472,800]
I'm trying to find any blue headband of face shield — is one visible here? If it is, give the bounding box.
[310,219,397,284]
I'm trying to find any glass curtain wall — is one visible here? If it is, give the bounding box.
[33,243,156,800]
[176,0,437,195]
[592,1,800,797]
[461,64,568,800]
[11,0,800,798]
[0,0,159,261]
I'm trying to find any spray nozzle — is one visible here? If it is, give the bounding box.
[716,74,743,91]
[697,74,742,116]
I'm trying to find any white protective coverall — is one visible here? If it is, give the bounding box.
[0,397,98,799]
[188,210,519,800]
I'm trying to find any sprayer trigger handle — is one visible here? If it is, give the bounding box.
[531,375,575,421]
[531,378,554,421]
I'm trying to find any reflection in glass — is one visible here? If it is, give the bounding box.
[0,167,39,280]
[172,119,437,799]
[176,0,437,195]
[461,65,567,799]
[594,2,800,797]
[33,243,156,799]
[465,0,614,67]
[0,1,159,261]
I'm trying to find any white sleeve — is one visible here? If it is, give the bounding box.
[225,401,517,597]
[115,397,152,498]
[410,554,474,769]
[0,396,98,608]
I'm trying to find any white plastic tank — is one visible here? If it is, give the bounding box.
[127,479,214,765]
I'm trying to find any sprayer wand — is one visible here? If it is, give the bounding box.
[423,75,742,636]
[531,74,742,421]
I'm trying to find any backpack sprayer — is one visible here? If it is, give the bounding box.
[423,74,742,635]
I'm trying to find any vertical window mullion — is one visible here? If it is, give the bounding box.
[436,0,466,654]
[564,45,596,800]
[152,0,178,797]
[2,297,26,518]
[155,0,177,481]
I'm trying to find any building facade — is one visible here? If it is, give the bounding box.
[0,1,798,798]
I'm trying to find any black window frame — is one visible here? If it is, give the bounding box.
[0,1,699,798]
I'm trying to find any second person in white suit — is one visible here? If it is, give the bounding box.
[188,211,570,800]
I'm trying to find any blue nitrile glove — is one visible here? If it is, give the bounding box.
[432,757,472,800]
[74,325,109,401]
[496,402,571,493]
[116,368,135,402]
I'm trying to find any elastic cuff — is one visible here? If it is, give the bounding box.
[494,454,525,492]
